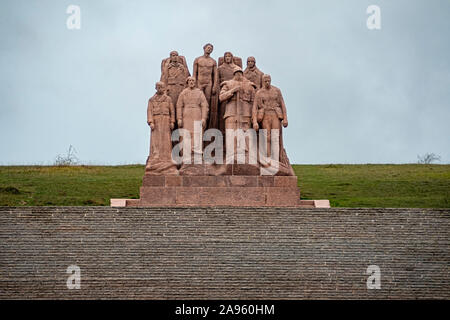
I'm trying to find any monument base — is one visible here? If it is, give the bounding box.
[111,172,330,208]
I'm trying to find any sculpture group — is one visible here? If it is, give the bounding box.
[110,43,331,207]
[147,43,294,177]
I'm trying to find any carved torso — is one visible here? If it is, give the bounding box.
[220,78,255,119]
[255,86,282,110]
[195,56,216,85]
[177,88,209,121]
[244,67,264,89]
[218,63,236,84]
[148,94,173,117]
[166,63,187,85]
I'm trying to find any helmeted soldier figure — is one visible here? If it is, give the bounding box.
[160,51,190,108]
[244,56,264,89]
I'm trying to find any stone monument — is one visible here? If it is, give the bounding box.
[111,45,330,208]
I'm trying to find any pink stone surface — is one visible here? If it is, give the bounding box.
[140,187,177,205]
[109,46,331,208]
[274,176,298,187]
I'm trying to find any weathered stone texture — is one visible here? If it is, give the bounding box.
[0,207,448,299]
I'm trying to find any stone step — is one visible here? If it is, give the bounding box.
[0,207,448,299]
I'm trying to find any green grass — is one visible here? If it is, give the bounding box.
[293,164,450,208]
[0,164,449,208]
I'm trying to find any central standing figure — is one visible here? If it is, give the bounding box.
[219,67,256,163]
[193,43,218,130]
[217,52,238,133]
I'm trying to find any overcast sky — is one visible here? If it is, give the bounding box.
[1,0,449,165]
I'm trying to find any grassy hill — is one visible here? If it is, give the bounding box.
[0,164,448,208]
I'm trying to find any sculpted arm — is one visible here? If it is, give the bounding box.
[147,99,154,129]
[278,89,288,127]
[212,61,218,94]
[160,65,168,84]
[176,92,184,126]
[200,93,209,128]
[168,96,175,129]
[219,82,237,102]
[252,91,259,129]
[193,58,198,83]
[181,56,190,77]
[183,65,189,80]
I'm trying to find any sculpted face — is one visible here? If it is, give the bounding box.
[187,78,196,88]
[155,82,165,94]
[225,53,232,64]
[263,76,271,89]
[204,44,213,55]
[170,51,178,63]
[234,71,243,81]
[247,57,255,68]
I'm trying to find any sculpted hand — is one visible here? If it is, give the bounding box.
[170,122,174,130]
[149,122,155,130]
[212,86,217,95]
[232,85,241,93]
[178,120,183,127]
[282,119,288,128]
[253,122,259,131]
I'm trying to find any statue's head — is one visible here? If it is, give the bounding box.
[224,52,233,64]
[203,43,213,55]
[155,81,166,94]
[247,56,256,69]
[262,74,271,88]
[186,76,196,88]
[169,51,179,63]
[233,67,244,80]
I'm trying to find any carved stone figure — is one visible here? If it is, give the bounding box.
[146,82,178,175]
[243,56,264,89]
[219,67,256,161]
[217,52,238,133]
[253,74,293,174]
[218,55,242,69]
[161,51,190,79]
[193,43,218,130]
[218,52,238,84]
[177,77,209,159]
[160,51,190,108]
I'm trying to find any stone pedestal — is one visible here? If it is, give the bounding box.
[111,164,330,208]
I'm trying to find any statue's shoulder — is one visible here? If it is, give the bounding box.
[148,93,158,102]
[243,77,255,87]
[271,85,281,93]
[163,94,173,103]
[193,56,201,64]
[180,87,190,95]
[221,79,234,88]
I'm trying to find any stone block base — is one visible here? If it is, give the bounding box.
[111,175,330,208]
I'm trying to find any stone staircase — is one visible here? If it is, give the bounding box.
[0,206,448,299]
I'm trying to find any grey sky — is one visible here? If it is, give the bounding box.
[1,0,449,164]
